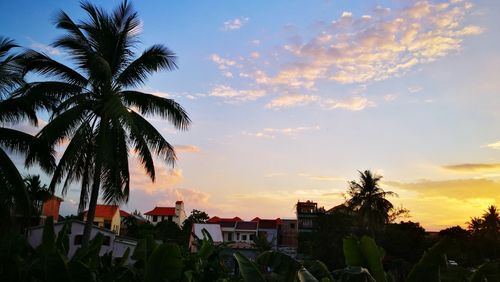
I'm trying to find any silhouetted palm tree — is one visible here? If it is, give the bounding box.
[24,175,52,214]
[346,170,397,235]
[0,37,55,229]
[482,205,499,240]
[467,216,484,235]
[23,1,190,245]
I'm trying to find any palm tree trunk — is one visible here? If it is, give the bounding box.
[82,159,101,246]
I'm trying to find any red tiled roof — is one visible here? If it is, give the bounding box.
[207,216,242,223]
[235,221,258,230]
[258,219,278,229]
[144,207,175,216]
[84,205,119,219]
[251,217,261,222]
[120,210,131,217]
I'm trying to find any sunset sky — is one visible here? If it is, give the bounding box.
[1,0,499,231]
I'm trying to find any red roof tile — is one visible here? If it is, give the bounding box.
[207,216,243,223]
[235,221,258,230]
[84,205,119,219]
[120,210,131,217]
[144,207,176,216]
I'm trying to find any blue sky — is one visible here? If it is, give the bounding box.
[2,0,500,230]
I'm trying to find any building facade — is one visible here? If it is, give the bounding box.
[144,200,186,226]
[83,205,121,235]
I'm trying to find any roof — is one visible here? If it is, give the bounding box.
[144,207,175,216]
[27,219,117,235]
[207,216,242,223]
[258,219,278,229]
[83,205,119,219]
[235,221,258,230]
[175,200,183,204]
[220,221,237,228]
[120,210,131,217]
[192,223,223,242]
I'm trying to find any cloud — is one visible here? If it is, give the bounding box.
[408,86,423,93]
[129,155,184,194]
[175,144,201,153]
[386,178,500,202]
[485,141,500,150]
[212,1,481,107]
[209,85,265,102]
[321,96,374,111]
[223,17,249,31]
[442,163,500,173]
[243,125,320,139]
[265,94,320,109]
[29,39,62,56]
[298,173,346,182]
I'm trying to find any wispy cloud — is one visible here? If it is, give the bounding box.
[242,125,320,139]
[484,141,500,150]
[175,145,201,153]
[210,1,482,108]
[209,85,265,102]
[321,96,374,111]
[442,163,500,173]
[266,94,320,109]
[298,173,346,182]
[223,17,249,31]
[29,38,62,56]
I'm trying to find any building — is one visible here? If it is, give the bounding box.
[296,200,325,232]
[144,200,186,226]
[27,220,136,260]
[40,196,64,224]
[188,223,224,252]
[252,217,281,250]
[82,205,121,235]
[278,219,298,257]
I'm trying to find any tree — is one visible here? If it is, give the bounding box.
[182,209,209,242]
[346,170,397,236]
[24,174,52,213]
[23,1,190,245]
[0,37,55,230]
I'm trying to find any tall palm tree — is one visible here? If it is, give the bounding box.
[482,205,499,240]
[0,37,55,229]
[23,1,190,245]
[24,174,52,214]
[346,170,397,235]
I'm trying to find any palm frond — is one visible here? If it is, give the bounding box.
[116,45,177,88]
[121,90,190,130]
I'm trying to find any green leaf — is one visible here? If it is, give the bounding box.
[41,217,56,253]
[306,260,334,282]
[343,236,364,267]
[297,267,320,282]
[359,236,387,282]
[234,252,266,282]
[144,243,184,282]
[406,237,451,282]
[257,250,301,281]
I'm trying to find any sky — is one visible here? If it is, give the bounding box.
[1,0,499,231]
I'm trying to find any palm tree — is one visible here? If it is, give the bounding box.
[0,37,55,230]
[467,216,484,235]
[346,170,397,235]
[23,1,190,245]
[24,175,52,214]
[482,205,499,240]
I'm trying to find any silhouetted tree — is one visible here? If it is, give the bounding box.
[22,1,190,245]
[346,170,397,236]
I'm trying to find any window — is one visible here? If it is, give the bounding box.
[236,233,240,240]
[249,234,255,241]
[290,223,295,229]
[74,235,83,245]
[241,235,247,241]
[168,216,173,221]
[153,215,158,222]
[93,221,99,226]
[104,222,111,229]
[227,233,232,241]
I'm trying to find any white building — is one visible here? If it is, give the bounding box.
[144,201,186,226]
[188,223,224,252]
[27,220,137,260]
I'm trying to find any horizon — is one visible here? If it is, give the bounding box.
[1,0,499,232]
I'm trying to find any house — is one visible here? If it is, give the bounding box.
[82,205,121,235]
[144,200,186,226]
[296,200,325,232]
[188,223,223,252]
[252,217,281,250]
[40,196,64,224]
[119,210,147,236]
[278,219,298,257]
[27,220,137,260]
[207,217,258,245]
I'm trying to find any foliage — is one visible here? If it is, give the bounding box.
[20,0,191,245]
[346,170,398,236]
